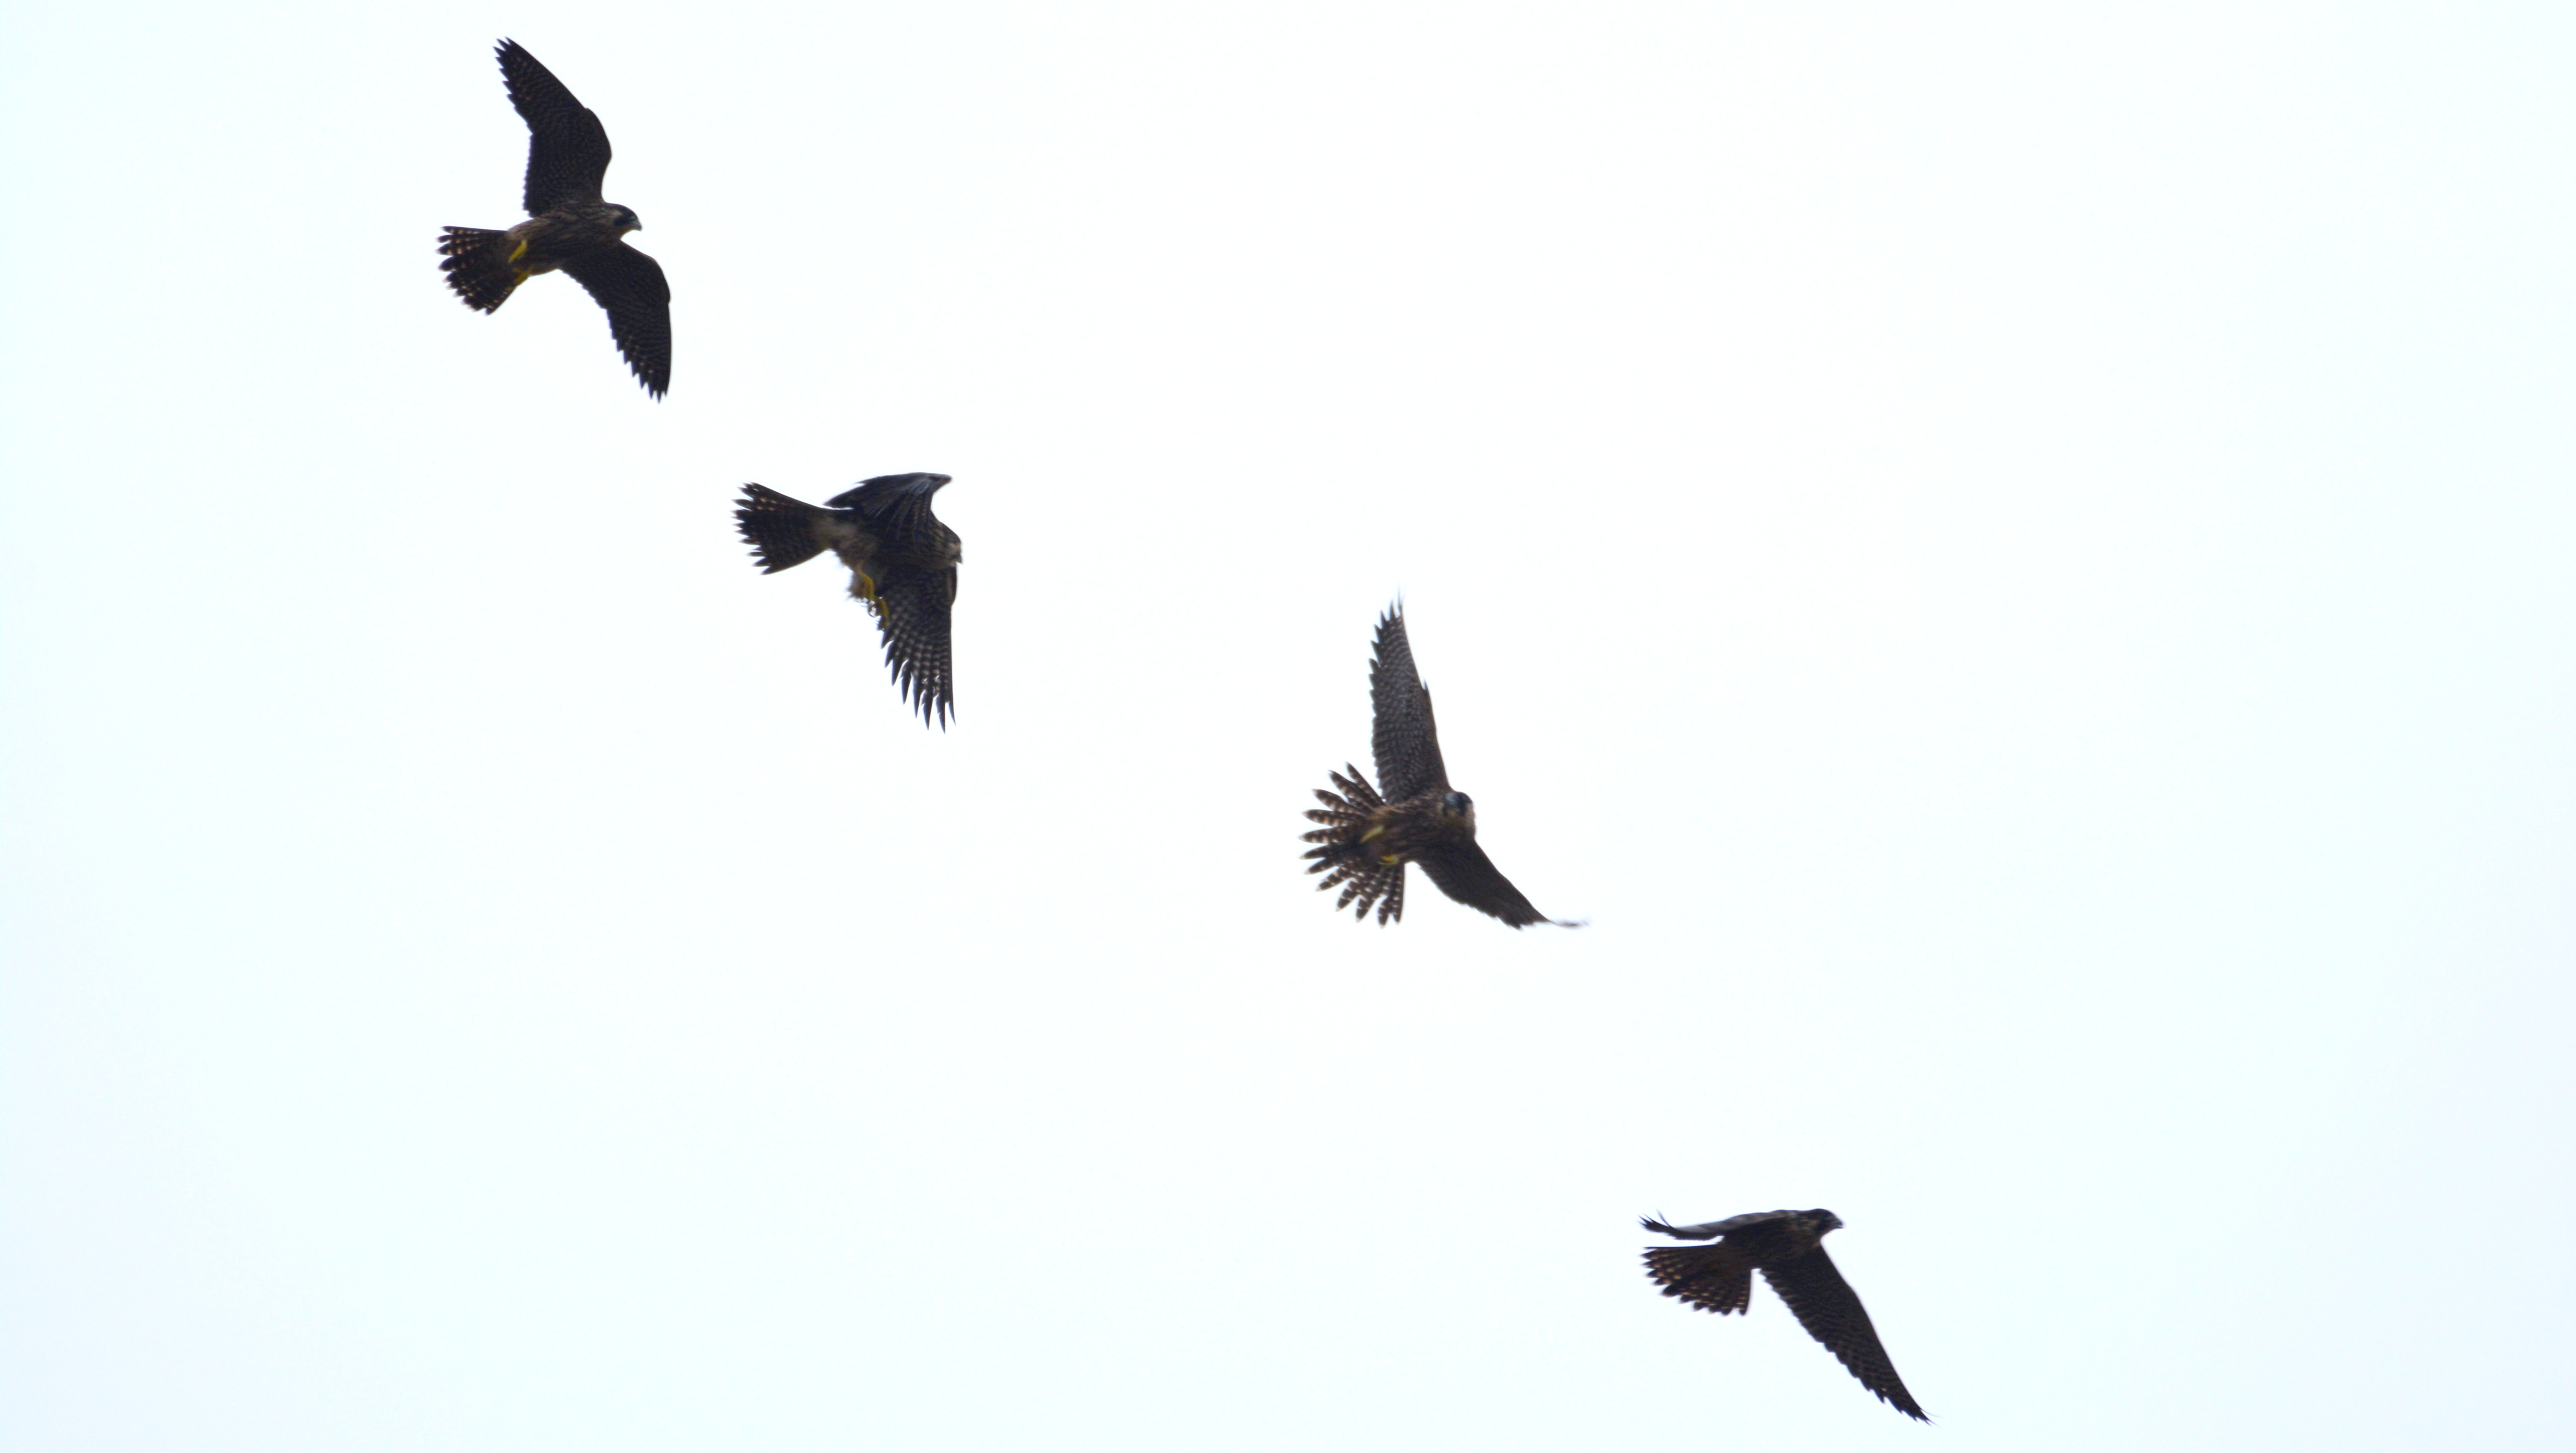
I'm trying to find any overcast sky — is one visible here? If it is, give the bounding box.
[5,2,2573,1449]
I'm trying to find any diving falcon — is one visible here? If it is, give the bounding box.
[1640,1208,1929,1421]
[438,39,672,397]
[1300,605,1576,928]
[734,474,961,727]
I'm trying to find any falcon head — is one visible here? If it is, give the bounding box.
[612,206,642,233]
[1438,791,1476,829]
[1804,1209,1845,1233]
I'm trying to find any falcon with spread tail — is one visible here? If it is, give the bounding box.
[1640,1208,1929,1421]
[734,474,961,727]
[1301,606,1576,928]
[438,39,672,397]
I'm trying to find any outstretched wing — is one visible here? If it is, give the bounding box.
[497,38,613,213]
[1414,838,1561,929]
[1369,606,1449,800]
[1759,1248,1929,1421]
[561,242,672,397]
[873,563,957,728]
[1641,1243,1754,1315]
[1643,1210,1800,1242]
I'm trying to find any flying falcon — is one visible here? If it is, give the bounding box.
[734,474,961,727]
[438,38,672,397]
[1300,606,1575,928]
[1640,1208,1929,1421]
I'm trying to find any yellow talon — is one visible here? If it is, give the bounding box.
[507,239,528,263]
[1379,854,1402,865]
[1359,826,1384,843]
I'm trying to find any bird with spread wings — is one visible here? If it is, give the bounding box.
[734,474,961,727]
[1640,1208,1929,1421]
[438,38,673,397]
[1301,606,1575,928]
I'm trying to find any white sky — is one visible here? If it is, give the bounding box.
[4,1,2573,1448]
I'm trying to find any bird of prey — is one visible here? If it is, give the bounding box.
[734,474,961,727]
[438,38,672,397]
[1301,606,1575,928]
[1640,1208,1928,1421]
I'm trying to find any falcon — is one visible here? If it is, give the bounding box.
[1300,606,1575,928]
[438,38,672,397]
[1640,1208,1929,1421]
[734,474,961,727]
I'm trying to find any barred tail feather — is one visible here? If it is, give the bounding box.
[1301,766,1383,851]
[1299,766,1405,924]
[438,226,525,312]
[733,484,834,573]
[1307,766,1383,817]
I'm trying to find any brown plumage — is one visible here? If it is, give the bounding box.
[734,474,961,727]
[1300,606,1574,928]
[438,38,672,397]
[1640,1208,1928,1421]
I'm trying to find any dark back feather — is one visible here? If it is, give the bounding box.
[1415,840,1556,928]
[1369,606,1449,801]
[498,39,613,213]
[1759,1249,1928,1420]
[873,564,956,728]
[560,245,670,397]
[827,473,954,556]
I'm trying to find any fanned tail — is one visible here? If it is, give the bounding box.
[438,226,526,312]
[1300,766,1406,925]
[733,484,836,573]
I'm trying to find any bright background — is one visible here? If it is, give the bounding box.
[5,2,2572,1449]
